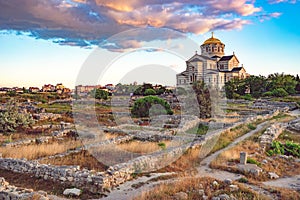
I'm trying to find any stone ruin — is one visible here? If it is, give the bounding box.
[0,177,50,200]
[259,123,285,149]
[287,118,300,133]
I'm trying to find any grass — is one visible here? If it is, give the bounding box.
[278,130,300,143]
[158,148,201,173]
[186,124,209,135]
[37,103,72,114]
[117,141,173,154]
[40,150,108,171]
[210,140,260,170]
[210,122,257,153]
[0,140,82,160]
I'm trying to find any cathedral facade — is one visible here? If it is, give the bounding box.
[176,33,249,88]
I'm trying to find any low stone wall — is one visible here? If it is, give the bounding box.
[0,158,107,193]
[32,113,62,121]
[250,100,298,111]
[2,129,76,148]
[259,123,284,147]
[0,177,50,200]
[287,118,300,133]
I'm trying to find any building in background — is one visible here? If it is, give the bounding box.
[176,33,249,89]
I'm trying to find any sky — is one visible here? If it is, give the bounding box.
[0,0,299,88]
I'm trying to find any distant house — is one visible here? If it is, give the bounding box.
[56,83,65,91]
[29,87,40,93]
[62,88,71,94]
[75,85,101,96]
[42,84,55,92]
[105,84,115,92]
[13,87,23,94]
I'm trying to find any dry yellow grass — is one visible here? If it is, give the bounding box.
[117,141,173,154]
[211,140,259,167]
[0,140,82,160]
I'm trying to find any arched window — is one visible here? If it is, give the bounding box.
[206,47,208,52]
[218,47,220,52]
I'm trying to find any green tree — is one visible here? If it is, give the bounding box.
[90,89,109,100]
[246,75,267,98]
[192,81,211,118]
[131,96,173,118]
[267,73,297,95]
[0,99,34,134]
[272,88,288,97]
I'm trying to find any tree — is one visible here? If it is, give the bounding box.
[246,75,267,98]
[131,96,173,118]
[267,73,297,95]
[192,81,212,118]
[272,88,288,97]
[0,99,34,135]
[90,89,109,100]
[296,74,300,94]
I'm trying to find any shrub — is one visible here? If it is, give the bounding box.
[272,88,288,97]
[238,177,248,183]
[247,123,256,130]
[263,91,273,97]
[131,96,173,118]
[158,142,166,150]
[267,141,300,158]
[247,158,261,166]
[0,99,34,134]
[144,89,156,96]
[242,94,253,101]
[90,89,109,100]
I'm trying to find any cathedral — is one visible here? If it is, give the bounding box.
[176,33,249,88]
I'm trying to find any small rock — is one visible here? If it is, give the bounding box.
[59,177,66,182]
[174,192,188,200]
[224,179,232,185]
[67,177,74,182]
[199,183,204,189]
[202,195,208,200]
[212,180,219,187]
[212,197,220,200]
[219,194,230,200]
[198,189,205,196]
[262,159,268,164]
[229,185,239,192]
[63,188,82,196]
[268,172,279,179]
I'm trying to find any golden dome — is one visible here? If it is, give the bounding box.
[202,32,223,45]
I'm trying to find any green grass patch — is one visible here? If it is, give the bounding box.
[37,103,72,114]
[247,158,261,167]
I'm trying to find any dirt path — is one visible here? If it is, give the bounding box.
[263,175,300,191]
[98,173,176,200]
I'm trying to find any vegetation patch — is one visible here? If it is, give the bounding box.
[186,123,209,135]
[131,96,173,118]
[267,140,300,158]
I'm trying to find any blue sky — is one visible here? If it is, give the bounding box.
[0,0,299,88]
